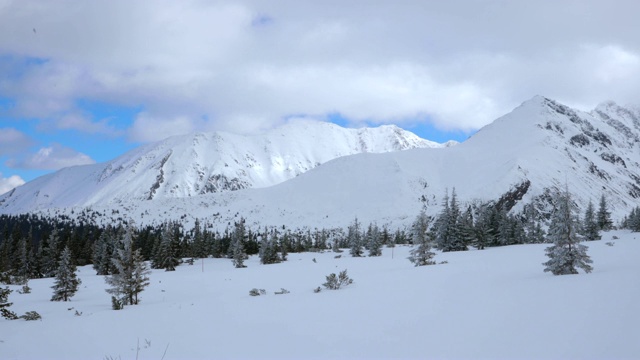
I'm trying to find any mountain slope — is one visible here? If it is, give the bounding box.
[3,96,640,230]
[0,120,444,212]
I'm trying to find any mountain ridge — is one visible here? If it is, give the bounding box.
[2,95,640,230]
[0,120,446,212]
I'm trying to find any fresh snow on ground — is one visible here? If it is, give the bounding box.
[1,231,639,359]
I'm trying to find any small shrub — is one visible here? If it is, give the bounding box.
[612,235,619,240]
[111,296,124,310]
[322,269,353,290]
[75,310,83,316]
[334,255,342,259]
[17,284,31,294]
[249,288,267,296]
[20,311,41,321]
[313,287,322,293]
[274,288,290,295]
[439,260,449,264]
[605,242,615,247]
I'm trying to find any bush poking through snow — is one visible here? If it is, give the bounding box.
[111,296,124,310]
[605,242,615,247]
[249,288,267,296]
[274,288,290,295]
[322,269,353,290]
[20,311,41,321]
[313,286,322,293]
[18,283,31,294]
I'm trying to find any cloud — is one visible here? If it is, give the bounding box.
[128,112,201,143]
[0,0,639,139]
[0,128,34,156]
[6,143,95,170]
[0,173,25,195]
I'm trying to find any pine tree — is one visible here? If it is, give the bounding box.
[366,223,382,257]
[435,188,467,252]
[191,218,207,258]
[40,228,60,277]
[105,223,151,306]
[583,200,601,241]
[348,218,364,257]
[153,222,180,271]
[231,219,248,268]
[51,246,81,302]
[0,287,18,320]
[408,210,435,266]
[93,227,116,275]
[543,189,593,275]
[259,229,281,265]
[597,194,613,231]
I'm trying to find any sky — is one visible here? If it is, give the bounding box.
[1,0,639,194]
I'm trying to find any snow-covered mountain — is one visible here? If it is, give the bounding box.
[0,120,444,211]
[2,96,640,230]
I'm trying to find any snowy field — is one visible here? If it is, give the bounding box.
[1,230,639,360]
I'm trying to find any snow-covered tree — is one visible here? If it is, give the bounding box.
[0,287,18,320]
[231,219,248,268]
[93,227,116,275]
[51,246,81,302]
[40,228,60,278]
[597,194,613,231]
[191,218,207,259]
[259,229,281,265]
[583,200,601,241]
[348,218,364,257]
[366,223,382,257]
[435,188,467,252]
[408,210,435,266]
[543,189,593,275]
[105,223,151,306]
[153,222,180,271]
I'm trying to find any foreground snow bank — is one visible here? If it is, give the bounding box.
[1,231,639,359]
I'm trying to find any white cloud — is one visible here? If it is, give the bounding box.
[1,0,639,139]
[7,143,95,170]
[0,173,25,195]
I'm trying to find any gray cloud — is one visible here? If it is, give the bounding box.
[0,128,35,156]
[1,0,639,142]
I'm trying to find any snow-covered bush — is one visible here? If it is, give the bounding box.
[274,288,290,295]
[20,311,41,321]
[249,288,266,296]
[322,269,353,290]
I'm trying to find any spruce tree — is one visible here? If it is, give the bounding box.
[0,287,18,320]
[366,223,382,257]
[231,219,248,268]
[583,200,601,241]
[543,189,593,275]
[348,218,364,257]
[40,229,60,278]
[154,222,180,271]
[408,210,435,266]
[51,246,81,302]
[105,223,151,306]
[597,194,613,231]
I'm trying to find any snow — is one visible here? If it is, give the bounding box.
[3,96,640,232]
[2,231,639,359]
[0,120,441,212]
